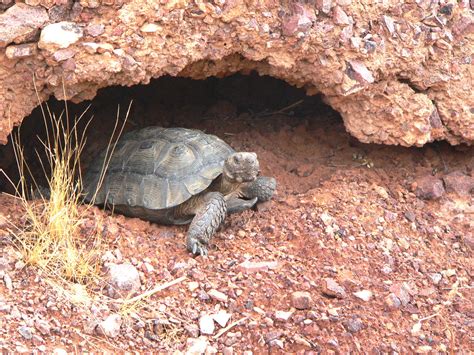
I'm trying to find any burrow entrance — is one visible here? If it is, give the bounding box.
[0,73,471,198]
[0,73,344,194]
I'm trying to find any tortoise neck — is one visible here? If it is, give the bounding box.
[218,174,241,195]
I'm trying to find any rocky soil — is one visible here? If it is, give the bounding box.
[1,0,473,146]
[0,79,473,353]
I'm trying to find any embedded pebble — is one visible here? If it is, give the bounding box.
[291,291,312,310]
[321,278,346,299]
[39,21,84,50]
[274,310,293,322]
[199,314,215,335]
[96,314,122,338]
[353,290,373,302]
[212,311,231,327]
[107,263,141,299]
[208,289,228,302]
[18,326,33,340]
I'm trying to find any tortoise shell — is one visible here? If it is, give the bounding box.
[83,127,235,210]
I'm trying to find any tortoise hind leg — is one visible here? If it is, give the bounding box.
[182,192,227,256]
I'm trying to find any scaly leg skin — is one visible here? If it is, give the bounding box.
[242,176,277,202]
[185,192,227,256]
[227,197,258,214]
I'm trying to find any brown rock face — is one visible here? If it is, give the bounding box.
[414,176,445,200]
[0,1,473,146]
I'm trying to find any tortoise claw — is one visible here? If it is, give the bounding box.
[188,238,209,256]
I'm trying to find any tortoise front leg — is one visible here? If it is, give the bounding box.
[226,197,257,214]
[241,176,277,202]
[183,192,227,256]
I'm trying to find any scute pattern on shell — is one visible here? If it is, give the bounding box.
[83,127,235,210]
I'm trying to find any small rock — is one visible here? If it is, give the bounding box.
[389,283,411,306]
[208,289,228,303]
[383,15,396,35]
[18,326,33,340]
[443,171,474,196]
[416,345,433,353]
[320,212,334,226]
[316,0,332,14]
[188,281,200,292]
[85,23,105,37]
[52,48,76,62]
[291,291,312,310]
[206,345,218,354]
[442,269,456,277]
[293,334,312,347]
[384,293,402,310]
[321,278,346,299]
[39,21,84,50]
[347,60,375,84]
[353,290,373,302]
[3,274,12,290]
[414,176,445,200]
[186,337,209,354]
[0,301,11,313]
[343,317,364,333]
[274,310,293,322]
[52,349,68,355]
[404,210,416,222]
[48,4,70,22]
[199,314,215,335]
[222,347,234,355]
[5,43,37,59]
[212,311,231,327]
[463,236,474,251]
[141,262,154,274]
[237,260,278,273]
[32,334,44,345]
[269,339,284,349]
[373,185,389,199]
[264,330,283,344]
[198,290,210,301]
[429,273,442,285]
[140,23,160,33]
[62,58,76,71]
[107,263,141,299]
[253,306,265,315]
[333,6,350,25]
[184,324,200,338]
[0,3,49,47]
[34,319,51,335]
[97,314,122,338]
[10,306,21,318]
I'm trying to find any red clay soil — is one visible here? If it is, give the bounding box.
[0,96,473,353]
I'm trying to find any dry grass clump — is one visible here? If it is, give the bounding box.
[8,102,102,284]
[4,88,130,285]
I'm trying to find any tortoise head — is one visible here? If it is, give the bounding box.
[223,152,259,183]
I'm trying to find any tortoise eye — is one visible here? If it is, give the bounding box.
[233,155,241,164]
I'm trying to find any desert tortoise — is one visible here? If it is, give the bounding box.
[83,126,276,256]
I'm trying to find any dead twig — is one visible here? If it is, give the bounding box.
[122,276,186,304]
[213,316,248,339]
[256,99,304,117]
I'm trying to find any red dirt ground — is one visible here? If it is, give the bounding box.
[0,77,473,353]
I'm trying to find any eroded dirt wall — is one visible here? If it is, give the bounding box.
[0,0,473,146]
